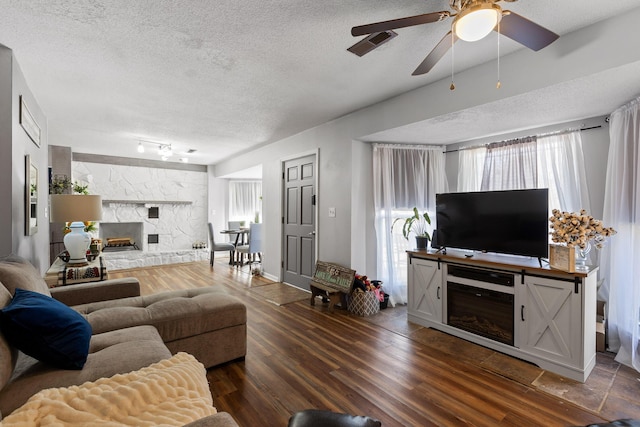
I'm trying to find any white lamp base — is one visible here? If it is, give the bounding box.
[64,221,91,265]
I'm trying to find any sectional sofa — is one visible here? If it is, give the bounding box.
[0,254,245,425]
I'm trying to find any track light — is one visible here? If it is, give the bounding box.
[158,144,173,157]
[136,140,184,161]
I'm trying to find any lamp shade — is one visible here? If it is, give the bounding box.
[454,4,501,42]
[50,195,103,223]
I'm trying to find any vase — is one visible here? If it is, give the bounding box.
[415,236,429,250]
[575,242,591,271]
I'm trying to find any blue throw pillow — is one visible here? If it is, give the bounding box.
[0,288,92,369]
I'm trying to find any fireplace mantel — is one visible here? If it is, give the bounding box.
[102,199,192,205]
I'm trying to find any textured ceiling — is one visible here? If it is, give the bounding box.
[1,0,639,166]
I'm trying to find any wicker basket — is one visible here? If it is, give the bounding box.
[347,291,380,317]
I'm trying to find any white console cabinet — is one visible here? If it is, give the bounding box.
[407,249,597,382]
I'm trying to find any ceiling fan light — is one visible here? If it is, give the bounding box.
[454,4,501,42]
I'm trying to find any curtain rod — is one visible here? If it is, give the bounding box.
[444,125,603,154]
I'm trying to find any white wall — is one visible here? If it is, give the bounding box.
[351,140,375,276]
[207,167,230,245]
[0,45,49,272]
[213,10,640,281]
[73,161,208,250]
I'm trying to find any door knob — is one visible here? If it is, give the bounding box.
[308,231,316,236]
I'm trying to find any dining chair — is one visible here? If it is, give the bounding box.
[208,223,235,266]
[236,222,262,268]
[227,221,244,246]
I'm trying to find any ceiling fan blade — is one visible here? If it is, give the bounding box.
[351,11,450,37]
[412,31,458,76]
[497,11,559,51]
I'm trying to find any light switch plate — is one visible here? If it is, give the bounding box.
[328,207,336,218]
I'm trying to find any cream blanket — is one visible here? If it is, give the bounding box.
[1,352,217,426]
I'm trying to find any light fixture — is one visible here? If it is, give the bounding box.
[453,3,502,42]
[136,140,178,160]
[50,194,102,265]
[158,144,173,160]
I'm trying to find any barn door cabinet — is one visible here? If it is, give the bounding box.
[517,275,594,372]
[407,257,442,324]
[407,249,597,382]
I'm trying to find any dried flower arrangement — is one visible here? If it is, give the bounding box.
[549,209,616,249]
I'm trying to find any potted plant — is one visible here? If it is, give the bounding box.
[392,207,432,250]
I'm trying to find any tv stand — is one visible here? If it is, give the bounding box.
[407,248,597,382]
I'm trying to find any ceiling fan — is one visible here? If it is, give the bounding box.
[349,0,559,76]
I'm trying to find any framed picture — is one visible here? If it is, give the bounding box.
[549,244,575,273]
[25,155,38,235]
[19,95,41,147]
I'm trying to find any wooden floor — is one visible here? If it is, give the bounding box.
[110,259,640,427]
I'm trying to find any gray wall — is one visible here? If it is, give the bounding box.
[0,46,49,272]
[0,46,12,257]
[212,9,638,282]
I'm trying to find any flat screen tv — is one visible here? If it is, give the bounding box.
[435,189,549,258]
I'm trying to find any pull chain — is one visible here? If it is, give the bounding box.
[496,16,501,89]
[450,25,456,91]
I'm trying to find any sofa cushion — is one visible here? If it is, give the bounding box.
[74,288,247,342]
[0,255,51,297]
[0,288,91,370]
[0,325,171,417]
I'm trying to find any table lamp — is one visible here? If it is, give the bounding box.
[50,194,102,265]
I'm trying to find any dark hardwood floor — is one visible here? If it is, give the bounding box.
[109,259,640,427]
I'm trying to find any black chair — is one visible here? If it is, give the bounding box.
[208,223,235,266]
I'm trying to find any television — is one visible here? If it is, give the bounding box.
[435,189,549,258]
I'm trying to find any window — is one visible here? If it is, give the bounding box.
[229,181,262,224]
[373,144,448,306]
[457,130,590,214]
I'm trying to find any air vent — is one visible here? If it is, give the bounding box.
[187,149,197,153]
[347,30,397,57]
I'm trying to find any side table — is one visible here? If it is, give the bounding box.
[45,256,108,288]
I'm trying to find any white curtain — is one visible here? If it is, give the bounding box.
[537,131,591,214]
[229,181,262,223]
[600,96,640,372]
[481,137,538,191]
[373,144,449,306]
[456,131,590,214]
[457,146,486,192]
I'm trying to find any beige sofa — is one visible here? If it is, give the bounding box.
[0,254,244,425]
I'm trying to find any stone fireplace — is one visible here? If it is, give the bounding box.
[72,160,210,270]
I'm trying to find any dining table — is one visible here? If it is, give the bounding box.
[219,228,249,265]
